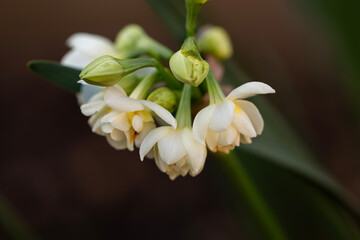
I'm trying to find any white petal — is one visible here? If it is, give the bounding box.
[61,50,93,69]
[110,129,126,141]
[235,100,264,134]
[209,100,235,132]
[80,101,105,116]
[233,111,257,138]
[193,104,217,145]
[240,134,252,144]
[139,127,170,160]
[153,147,168,172]
[101,111,119,123]
[227,82,275,100]
[135,122,155,148]
[124,129,135,151]
[206,129,220,152]
[104,86,144,112]
[157,129,186,165]
[140,100,177,129]
[66,33,116,57]
[182,128,207,175]
[132,114,144,132]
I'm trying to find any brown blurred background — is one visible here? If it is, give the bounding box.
[0,0,359,239]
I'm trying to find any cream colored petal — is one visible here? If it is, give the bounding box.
[140,100,177,129]
[193,104,217,145]
[218,125,238,146]
[235,100,264,135]
[209,100,235,132]
[240,134,252,144]
[106,135,127,150]
[135,122,156,148]
[206,129,220,152]
[80,101,105,116]
[101,123,113,133]
[110,129,126,142]
[104,86,144,112]
[111,112,130,131]
[182,128,207,175]
[157,129,186,165]
[139,127,171,160]
[227,82,275,100]
[233,111,257,138]
[66,33,115,57]
[132,114,144,132]
[154,147,168,172]
[124,130,135,151]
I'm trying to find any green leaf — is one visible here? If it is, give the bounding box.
[28,60,81,92]
[147,0,360,223]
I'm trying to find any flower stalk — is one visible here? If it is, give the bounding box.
[176,84,192,128]
[206,70,225,104]
[129,71,158,100]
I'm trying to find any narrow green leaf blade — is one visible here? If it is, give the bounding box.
[28,60,81,92]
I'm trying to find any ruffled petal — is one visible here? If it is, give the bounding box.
[140,100,177,129]
[209,100,235,132]
[139,126,170,160]
[135,122,156,148]
[182,128,207,175]
[205,129,220,152]
[132,114,144,132]
[193,104,217,145]
[235,100,264,135]
[111,112,130,131]
[226,82,275,100]
[104,86,144,112]
[218,125,238,146]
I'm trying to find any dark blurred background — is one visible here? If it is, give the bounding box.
[0,0,359,239]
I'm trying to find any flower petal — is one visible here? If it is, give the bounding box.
[140,100,177,129]
[106,135,127,150]
[226,82,275,100]
[66,33,115,57]
[61,50,93,69]
[233,111,257,138]
[111,112,130,131]
[104,86,144,112]
[209,100,235,132]
[193,104,217,145]
[206,129,220,152]
[218,125,238,146]
[135,122,156,148]
[235,100,264,134]
[139,127,170,160]
[80,100,105,116]
[182,128,207,175]
[157,129,186,165]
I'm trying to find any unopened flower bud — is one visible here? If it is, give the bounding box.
[147,87,177,112]
[169,38,209,87]
[198,26,233,60]
[79,55,157,86]
[115,24,173,59]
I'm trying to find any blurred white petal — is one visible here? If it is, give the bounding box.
[157,130,186,165]
[235,100,264,134]
[140,127,170,160]
[209,100,235,132]
[227,82,275,100]
[193,104,216,145]
[140,100,177,129]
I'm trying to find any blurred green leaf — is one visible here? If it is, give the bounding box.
[28,60,81,92]
[147,0,360,225]
[0,196,38,240]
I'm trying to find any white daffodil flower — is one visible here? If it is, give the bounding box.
[140,127,207,180]
[193,81,275,153]
[80,85,176,152]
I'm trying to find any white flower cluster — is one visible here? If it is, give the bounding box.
[61,26,274,180]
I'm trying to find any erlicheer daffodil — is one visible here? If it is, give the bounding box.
[81,85,176,152]
[140,127,207,180]
[193,81,275,153]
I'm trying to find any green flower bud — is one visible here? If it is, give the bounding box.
[115,24,173,59]
[79,55,157,87]
[198,26,233,60]
[169,38,209,87]
[117,73,142,95]
[147,87,177,112]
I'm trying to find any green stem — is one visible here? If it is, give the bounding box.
[129,71,158,100]
[155,61,183,89]
[176,84,192,128]
[185,1,206,37]
[206,70,225,104]
[216,151,288,240]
